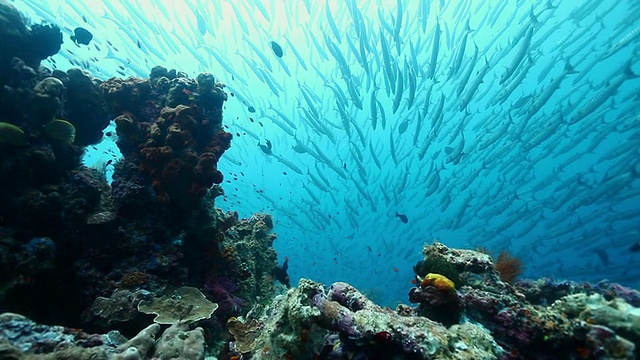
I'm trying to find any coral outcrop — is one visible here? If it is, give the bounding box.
[0,0,62,74]
[0,4,278,356]
[103,66,231,212]
[222,242,638,359]
[227,278,502,359]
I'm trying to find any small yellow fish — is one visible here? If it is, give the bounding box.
[43,119,75,144]
[0,122,28,146]
[420,273,455,292]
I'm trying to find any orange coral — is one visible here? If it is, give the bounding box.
[495,250,522,283]
[221,245,236,261]
[119,271,149,289]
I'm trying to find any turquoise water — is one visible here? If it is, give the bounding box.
[15,0,640,306]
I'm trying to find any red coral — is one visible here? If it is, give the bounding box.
[495,251,523,284]
[134,105,230,206]
[106,73,231,208]
[206,130,232,158]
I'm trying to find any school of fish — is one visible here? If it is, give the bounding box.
[16,0,640,302]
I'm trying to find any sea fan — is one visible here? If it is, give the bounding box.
[495,251,522,284]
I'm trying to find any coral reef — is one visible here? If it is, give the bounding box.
[222,242,638,359]
[91,289,152,325]
[1,239,639,359]
[0,4,278,357]
[2,2,637,359]
[214,213,279,309]
[0,313,206,360]
[552,293,640,347]
[227,278,502,359]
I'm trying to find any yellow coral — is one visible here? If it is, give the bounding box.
[420,273,455,292]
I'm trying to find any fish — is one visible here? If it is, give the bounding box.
[71,27,93,45]
[274,257,290,288]
[244,37,273,71]
[406,63,417,109]
[195,10,206,35]
[528,62,577,118]
[269,107,297,130]
[270,41,283,58]
[594,249,609,266]
[377,99,387,129]
[367,142,381,170]
[284,37,308,70]
[325,1,341,43]
[449,19,472,79]
[379,29,395,93]
[43,119,76,144]
[392,64,404,114]
[395,212,408,223]
[370,88,378,130]
[459,57,490,111]
[570,62,639,124]
[601,24,640,60]
[499,27,534,85]
[262,115,294,136]
[398,118,410,135]
[272,153,304,175]
[428,20,442,79]
[252,0,271,22]
[457,44,478,96]
[445,132,465,165]
[258,140,272,155]
[0,122,28,146]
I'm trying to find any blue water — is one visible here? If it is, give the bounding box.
[15,0,640,306]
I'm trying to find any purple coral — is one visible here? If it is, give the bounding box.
[595,281,640,307]
[23,237,55,259]
[328,282,369,311]
[311,289,360,337]
[204,276,243,314]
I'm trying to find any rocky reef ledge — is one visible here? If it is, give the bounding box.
[1,242,638,360]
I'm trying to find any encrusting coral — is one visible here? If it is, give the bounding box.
[137,287,218,324]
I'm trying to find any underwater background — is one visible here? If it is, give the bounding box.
[10,0,640,311]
